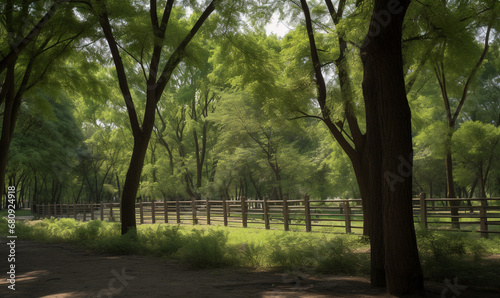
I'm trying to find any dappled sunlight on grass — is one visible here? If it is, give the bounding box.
[2,216,499,287]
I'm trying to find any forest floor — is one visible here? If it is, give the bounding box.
[0,240,499,298]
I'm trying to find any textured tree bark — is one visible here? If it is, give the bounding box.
[0,64,22,205]
[361,0,424,295]
[120,133,150,235]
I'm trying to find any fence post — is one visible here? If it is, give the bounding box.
[344,200,351,234]
[139,201,144,224]
[206,198,211,225]
[83,204,87,222]
[164,198,168,223]
[74,203,77,220]
[263,197,270,229]
[283,196,289,231]
[241,196,247,228]
[480,198,488,239]
[420,193,427,228]
[304,195,311,232]
[66,204,70,218]
[109,203,114,221]
[176,199,181,224]
[45,203,49,218]
[90,203,95,220]
[151,201,156,224]
[192,197,198,224]
[223,197,228,227]
[54,203,57,218]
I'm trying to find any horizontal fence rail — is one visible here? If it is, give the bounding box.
[33,194,500,238]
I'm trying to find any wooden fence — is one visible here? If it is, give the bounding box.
[33,194,500,238]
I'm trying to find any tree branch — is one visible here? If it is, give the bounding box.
[300,0,356,159]
[95,0,141,137]
[453,23,492,124]
[156,0,219,103]
[0,0,62,74]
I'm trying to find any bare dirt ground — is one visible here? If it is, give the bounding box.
[0,240,498,298]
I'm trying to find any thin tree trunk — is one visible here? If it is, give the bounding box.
[121,133,151,234]
[445,150,460,228]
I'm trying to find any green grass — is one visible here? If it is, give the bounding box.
[0,209,33,217]
[0,217,368,272]
[1,217,498,287]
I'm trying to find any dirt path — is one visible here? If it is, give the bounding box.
[0,240,497,298]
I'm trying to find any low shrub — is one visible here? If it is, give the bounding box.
[267,234,316,270]
[416,227,495,286]
[237,242,267,267]
[315,236,367,275]
[139,225,184,256]
[175,229,239,268]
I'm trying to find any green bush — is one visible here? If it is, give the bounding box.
[176,229,239,268]
[75,220,104,243]
[238,242,266,267]
[416,228,488,261]
[315,236,366,275]
[267,234,367,275]
[140,225,184,256]
[268,234,317,270]
[94,229,140,255]
[416,227,494,285]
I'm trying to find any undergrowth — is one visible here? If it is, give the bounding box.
[416,226,500,287]
[1,217,498,284]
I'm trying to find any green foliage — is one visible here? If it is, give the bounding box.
[94,228,140,255]
[3,218,500,285]
[416,227,500,286]
[176,229,239,268]
[453,121,500,194]
[267,233,366,275]
[3,0,500,236]
[268,234,316,270]
[140,225,185,257]
[237,242,266,268]
[315,236,367,275]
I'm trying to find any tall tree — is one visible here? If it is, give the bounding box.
[422,0,496,226]
[297,0,387,286]
[88,0,225,234]
[361,0,424,294]
[0,0,85,204]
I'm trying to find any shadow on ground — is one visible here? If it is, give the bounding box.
[0,240,498,297]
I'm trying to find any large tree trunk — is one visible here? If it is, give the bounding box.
[361,0,424,295]
[0,64,22,204]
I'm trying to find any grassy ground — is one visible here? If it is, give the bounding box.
[0,209,33,217]
[1,216,499,290]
